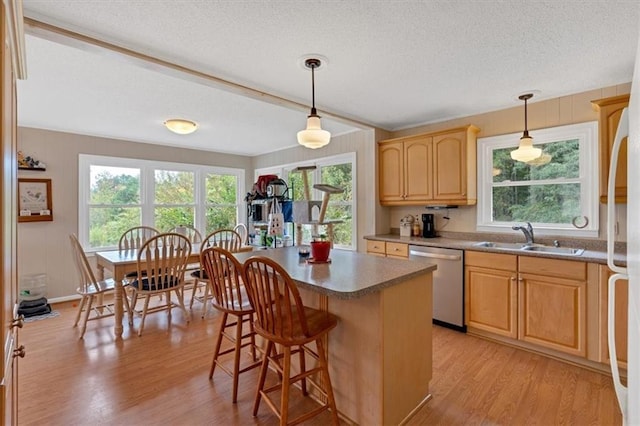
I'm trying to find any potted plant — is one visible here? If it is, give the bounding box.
[310,234,331,262]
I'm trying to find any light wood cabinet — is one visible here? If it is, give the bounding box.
[366,240,409,259]
[465,251,518,338]
[518,257,587,357]
[378,125,478,206]
[466,252,588,357]
[598,265,628,367]
[592,94,629,204]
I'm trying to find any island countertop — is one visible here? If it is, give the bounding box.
[233,245,436,299]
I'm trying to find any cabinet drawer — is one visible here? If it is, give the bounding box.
[519,256,586,281]
[366,240,386,255]
[465,251,517,271]
[386,242,409,258]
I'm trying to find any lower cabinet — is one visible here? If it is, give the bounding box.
[465,251,518,338]
[366,240,409,259]
[518,256,587,357]
[465,251,588,358]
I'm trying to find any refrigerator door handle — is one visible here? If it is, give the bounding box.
[607,107,629,275]
[608,272,629,417]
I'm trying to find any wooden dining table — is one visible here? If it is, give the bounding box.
[95,243,253,338]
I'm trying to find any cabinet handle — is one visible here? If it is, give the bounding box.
[13,345,25,359]
[518,277,524,283]
[11,315,24,329]
[510,276,516,282]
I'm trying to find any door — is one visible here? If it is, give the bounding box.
[0,2,22,423]
[432,130,466,201]
[404,137,432,201]
[379,141,404,202]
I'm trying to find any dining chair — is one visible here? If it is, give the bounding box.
[233,223,248,245]
[118,225,160,251]
[190,229,243,317]
[69,234,129,339]
[242,256,340,425]
[200,246,261,402]
[167,224,202,244]
[127,232,192,336]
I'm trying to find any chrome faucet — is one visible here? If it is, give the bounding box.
[512,222,534,245]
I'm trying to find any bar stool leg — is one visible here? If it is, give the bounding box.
[209,312,228,379]
[253,340,273,416]
[316,338,339,425]
[280,346,291,426]
[232,311,243,403]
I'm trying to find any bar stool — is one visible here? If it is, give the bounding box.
[242,256,339,425]
[200,246,261,403]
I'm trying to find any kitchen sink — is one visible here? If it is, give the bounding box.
[473,241,585,256]
[520,245,585,256]
[472,241,527,250]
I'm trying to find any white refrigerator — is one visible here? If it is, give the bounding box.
[608,21,640,425]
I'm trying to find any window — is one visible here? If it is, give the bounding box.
[476,121,598,237]
[79,155,245,250]
[255,153,357,250]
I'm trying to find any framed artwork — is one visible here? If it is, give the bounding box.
[18,178,52,223]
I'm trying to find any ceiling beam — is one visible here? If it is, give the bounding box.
[23,17,374,131]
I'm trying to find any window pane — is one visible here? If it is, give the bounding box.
[326,205,352,247]
[155,207,195,231]
[205,206,237,234]
[287,170,315,200]
[493,183,581,223]
[320,164,352,201]
[90,166,140,204]
[207,174,237,204]
[493,139,579,183]
[155,170,194,204]
[89,206,141,248]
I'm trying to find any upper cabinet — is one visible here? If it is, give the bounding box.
[378,125,479,206]
[592,94,629,204]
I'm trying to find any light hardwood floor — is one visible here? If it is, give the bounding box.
[18,300,622,425]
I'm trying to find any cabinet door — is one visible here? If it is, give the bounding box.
[379,141,404,202]
[404,137,432,201]
[465,265,518,338]
[518,273,587,357]
[593,94,629,204]
[432,130,466,201]
[599,266,628,366]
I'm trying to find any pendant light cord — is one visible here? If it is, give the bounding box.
[310,61,317,116]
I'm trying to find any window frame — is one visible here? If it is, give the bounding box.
[254,152,357,250]
[476,121,599,237]
[79,154,245,251]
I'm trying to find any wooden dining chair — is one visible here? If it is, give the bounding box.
[118,226,160,251]
[127,232,192,336]
[233,223,248,245]
[167,224,202,244]
[200,246,261,402]
[190,229,243,317]
[242,256,340,425]
[69,234,129,339]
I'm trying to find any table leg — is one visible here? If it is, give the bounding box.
[99,263,124,339]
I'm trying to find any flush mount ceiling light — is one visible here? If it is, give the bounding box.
[510,93,542,163]
[164,118,198,135]
[297,58,331,149]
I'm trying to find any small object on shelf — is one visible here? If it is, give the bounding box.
[17,151,46,170]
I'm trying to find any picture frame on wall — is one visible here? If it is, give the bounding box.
[18,178,53,223]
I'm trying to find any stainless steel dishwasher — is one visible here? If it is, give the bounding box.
[409,245,465,332]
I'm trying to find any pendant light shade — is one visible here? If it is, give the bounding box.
[510,94,541,162]
[297,58,331,149]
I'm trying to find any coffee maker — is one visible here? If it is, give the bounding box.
[422,213,437,238]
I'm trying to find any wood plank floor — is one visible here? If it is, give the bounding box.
[18,300,622,425]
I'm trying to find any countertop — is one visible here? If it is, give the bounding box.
[364,232,627,266]
[233,245,437,299]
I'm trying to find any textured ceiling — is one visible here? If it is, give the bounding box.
[17,1,640,156]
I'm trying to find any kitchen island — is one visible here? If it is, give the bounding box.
[234,246,436,425]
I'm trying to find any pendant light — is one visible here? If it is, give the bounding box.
[510,93,541,162]
[297,58,331,149]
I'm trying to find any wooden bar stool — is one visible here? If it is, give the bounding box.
[200,246,261,403]
[242,256,339,426]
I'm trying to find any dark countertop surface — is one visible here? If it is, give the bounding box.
[364,232,627,267]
